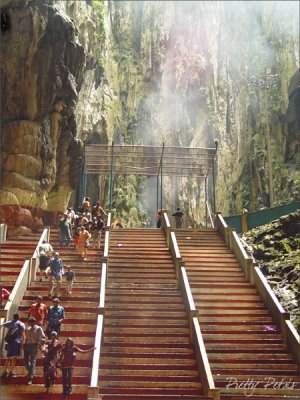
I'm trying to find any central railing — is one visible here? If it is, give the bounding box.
[88,212,112,400]
[161,211,220,400]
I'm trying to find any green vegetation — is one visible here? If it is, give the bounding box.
[243,211,300,332]
[90,0,106,72]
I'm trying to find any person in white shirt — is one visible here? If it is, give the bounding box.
[38,240,54,281]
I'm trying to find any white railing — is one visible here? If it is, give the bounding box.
[29,227,50,283]
[166,219,220,400]
[215,212,234,246]
[88,212,112,400]
[192,317,220,399]
[1,226,50,348]
[0,223,7,243]
[206,201,215,229]
[0,260,31,349]
[216,212,300,367]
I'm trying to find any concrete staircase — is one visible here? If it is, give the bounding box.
[176,229,300,400]
[2,225,298,399]
[98,228,213,400]
[0,233,41,294]
[0,229,102,399]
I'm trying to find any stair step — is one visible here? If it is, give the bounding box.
[101,396,211,400]
[98,388,202,395]
[0,383,89,394]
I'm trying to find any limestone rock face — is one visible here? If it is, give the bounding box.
[0,0,85,230]
[243,211,300,332]
[285,69,300,163]
[1,0,299,231]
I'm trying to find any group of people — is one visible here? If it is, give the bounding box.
[37,242,75,299]
[0,198,107,397]
[157,207,184,228]
[0,297,94,397]
[58,197,108,260]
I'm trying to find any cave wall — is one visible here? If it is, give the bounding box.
[1,0,299,231]
[99,1,300,225]
[0,0,86,229]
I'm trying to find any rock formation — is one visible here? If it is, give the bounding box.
[0,0,299,232]
[243,211,300,332]
[1,0,85,231]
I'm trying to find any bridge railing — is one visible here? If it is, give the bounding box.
[88,212,112,400]
[216,213,300,367]
[223,200,300,233]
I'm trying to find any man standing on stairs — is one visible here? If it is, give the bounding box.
[58,213,72,247]
[23,317,46,385]
[172,207,184,228]
[48,252,64,298]
[1,313,25,378]
[46,298,65,339]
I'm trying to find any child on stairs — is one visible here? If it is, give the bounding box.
[65,266,75,294]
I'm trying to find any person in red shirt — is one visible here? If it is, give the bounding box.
[1,287,11,309]
[28,296,48,326]
[59,337,95,397]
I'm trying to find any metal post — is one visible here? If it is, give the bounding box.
[109,142,114,210]
[81,144,86,202]
[212,139,218,216]
[83,170,87,200]
[264,86,274,207]
[156,174,159,213]
[205,176,208,228]
[160,142,165,210]
[212,161,216,216]
[160,161,163,210]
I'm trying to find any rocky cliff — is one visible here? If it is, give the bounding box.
[0,0,299,232]
[1,0,86,230]
[243,211,300,332]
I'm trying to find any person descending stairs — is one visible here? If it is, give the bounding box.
[0,227,102,400]
[176,228,300,400]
